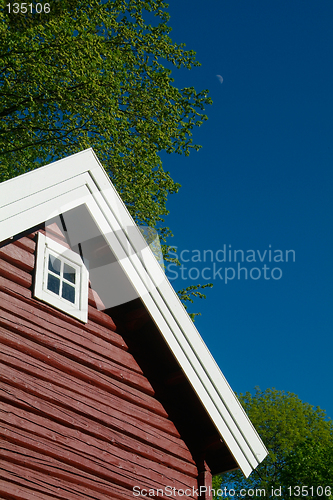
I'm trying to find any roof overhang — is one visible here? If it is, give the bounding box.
[0,148,267,477]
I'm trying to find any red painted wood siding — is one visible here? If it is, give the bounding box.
[0,229,199,500]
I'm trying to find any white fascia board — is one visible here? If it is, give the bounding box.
[0,183,92,241]
[1,173,92,224]
[0,149,97,209]
[0,149,268,476]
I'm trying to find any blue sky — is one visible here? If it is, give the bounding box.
[159,1,333,418]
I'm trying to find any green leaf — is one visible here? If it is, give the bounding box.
[213,389,333,499]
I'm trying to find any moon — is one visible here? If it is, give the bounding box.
[216,75,223,84]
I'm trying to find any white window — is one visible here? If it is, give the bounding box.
[34,232,89,322]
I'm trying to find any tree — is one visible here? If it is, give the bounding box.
[0,0,211,236]
[213,388,333,500]
[280,438,333,499]
[177,283,213,321]
[1,0,213,316]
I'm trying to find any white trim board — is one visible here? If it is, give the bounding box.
[0,148,268,477]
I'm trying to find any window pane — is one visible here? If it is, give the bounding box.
[47,274,60,295]
[48,255,61,275]
[62,282,75,304]
[63,263,76,284]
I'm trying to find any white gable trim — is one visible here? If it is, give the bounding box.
[0,149,267,476]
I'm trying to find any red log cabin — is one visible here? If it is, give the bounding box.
[0,149,267,500]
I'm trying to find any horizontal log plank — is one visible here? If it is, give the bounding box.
[0,344,181,439]
[12,236,36,253]
[0,306,151,394]
[0,420,197,494]
[0,291,142,375]
[0,322,160,416]
[0,258,32,289]
[0,244,34,272]
[0,363,193,462]
[0,461,107,500]
[0,479,55,500]
[0,382,196,475]
[0,401,196,483]
[24,231,37,239]
[88,287,105,310]
[87,305,118,330]
[0,276,122,345]
[0,440,136,500]
[0,326,167,417]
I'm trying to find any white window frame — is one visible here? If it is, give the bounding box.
[34,232,89,322]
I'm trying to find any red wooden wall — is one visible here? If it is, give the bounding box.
[0,226,204,500]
